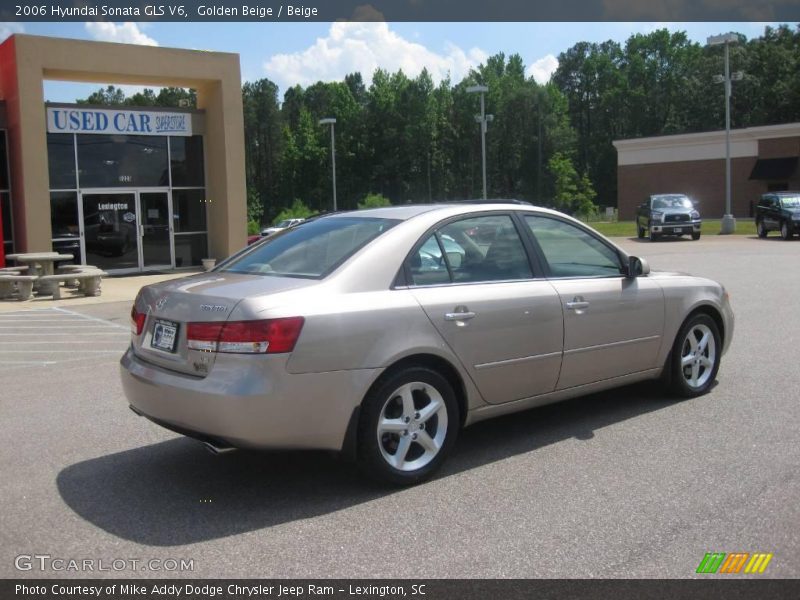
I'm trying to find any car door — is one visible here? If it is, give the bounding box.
[407,213,564,405]
[523,214,665,390]
[637,199,651,229]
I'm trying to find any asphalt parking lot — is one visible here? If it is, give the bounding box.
[0,235,798,579]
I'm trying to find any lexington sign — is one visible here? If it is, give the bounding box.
[46,107,192,137]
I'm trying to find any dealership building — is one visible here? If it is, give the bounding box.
[614,122,800,220]
[0,34,246,272]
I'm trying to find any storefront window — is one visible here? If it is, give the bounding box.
[47,133,77,189]
[170,135,205,187]
[77,134,169,188]
[2,192,12,256]
[0,132,9,190]
[172,189,207,232]
[50,192,79,237]
[174,233,207,267]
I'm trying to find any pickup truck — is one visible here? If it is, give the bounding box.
[637,194,701,241]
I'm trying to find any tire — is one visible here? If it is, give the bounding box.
[357,366,459,486]
[667,314,721,398]
[756,219,768,238]
[691,232,701,241]
[780,220,793,240]
[650,229,661,241]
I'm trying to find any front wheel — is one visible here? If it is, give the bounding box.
[667,314,721,398]
[756,219,768,238]
[780,220,793,240]
[650,229,661,241]
[691,232,701,241]
[357,367,459,486]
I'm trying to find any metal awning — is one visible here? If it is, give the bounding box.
[749,157,798,180]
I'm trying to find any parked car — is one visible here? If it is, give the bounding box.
[637,194,701,241]
[122,203,733,485]
[246,234,262,246]
[260,218,305,237]
[755,192,800,240]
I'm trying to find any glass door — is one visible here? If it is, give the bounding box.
[81,192,139,271]
[139,192,173,269]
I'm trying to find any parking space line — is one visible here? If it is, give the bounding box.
[52,307,130,330]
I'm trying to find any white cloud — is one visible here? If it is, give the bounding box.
[84,22,158,46]
[0,22,24,43]
[264,22,487,88]
[526,54,559,83]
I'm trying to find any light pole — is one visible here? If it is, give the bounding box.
[319,117,337,211]
[707,32,741,234]
[466,85,493,199]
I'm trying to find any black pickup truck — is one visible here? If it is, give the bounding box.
[755,192,800,240]
[636,194,702,241]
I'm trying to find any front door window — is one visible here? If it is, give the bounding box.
[82,192,139,271]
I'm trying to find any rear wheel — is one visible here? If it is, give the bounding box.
[780,220,793,240]
[667,314,721,398]
[357,366,459,486]
[756,219,768,238]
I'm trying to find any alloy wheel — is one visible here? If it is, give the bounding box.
[679,323,716,390]
[377,382,448,472]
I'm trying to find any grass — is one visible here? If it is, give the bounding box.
[581,219,757,238]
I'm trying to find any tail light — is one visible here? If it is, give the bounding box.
[131,305,146,336]
[187,317,304,354]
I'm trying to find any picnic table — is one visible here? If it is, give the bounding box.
[6,253,74,294]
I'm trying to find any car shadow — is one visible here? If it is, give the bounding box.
[626,236,696,243]
[57,382,683,547]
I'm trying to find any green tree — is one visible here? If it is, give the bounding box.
[357,193,392,209]
[548,152,597,216]
[274,199,315,223]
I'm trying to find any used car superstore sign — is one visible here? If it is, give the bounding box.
[46,107,192,136]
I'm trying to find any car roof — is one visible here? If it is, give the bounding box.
[651,193,689,198]
[766,191,800,196]
[325,201,553,222]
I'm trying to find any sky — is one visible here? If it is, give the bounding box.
[0,20,786,103]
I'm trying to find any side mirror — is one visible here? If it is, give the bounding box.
[627,256,650,278]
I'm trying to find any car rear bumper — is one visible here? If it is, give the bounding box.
[120,347,380,451]
[651,221,701,235]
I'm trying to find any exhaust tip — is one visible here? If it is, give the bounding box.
[202,441,237,455]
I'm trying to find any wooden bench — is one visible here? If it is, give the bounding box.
[0,275,39,301]
[38,270,108,299]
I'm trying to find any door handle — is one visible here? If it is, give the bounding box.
[566,298,589,310]
[444,311,476,321]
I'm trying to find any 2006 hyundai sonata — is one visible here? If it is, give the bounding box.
[121,203,734,485]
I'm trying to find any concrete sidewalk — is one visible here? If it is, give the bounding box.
[0,270,202,312]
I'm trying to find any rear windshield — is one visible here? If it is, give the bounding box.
[221,216,400,279]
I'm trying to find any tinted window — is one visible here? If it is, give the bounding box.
[409,215,532,285]
[526,216,622,278]
[47,133,77,189]
[779,196,800,208]
[1,191,11,242]
[221,217,399,279]
[169,135,205,187]
[652,195,692,209]
[172,189,207,232]
[50,192,79,238]
[77,134,168,187]
[408,234,451,286]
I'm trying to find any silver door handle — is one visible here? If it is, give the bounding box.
[444,311,476,321]
[566,301,589,310]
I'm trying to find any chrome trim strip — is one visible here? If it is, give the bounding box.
[475,351,562,370]
[564,335,661,356]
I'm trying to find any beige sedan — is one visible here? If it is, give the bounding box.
[121,203,733,485]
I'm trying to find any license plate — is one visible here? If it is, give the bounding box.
[674,228,684,234]
[151,319,179,352]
